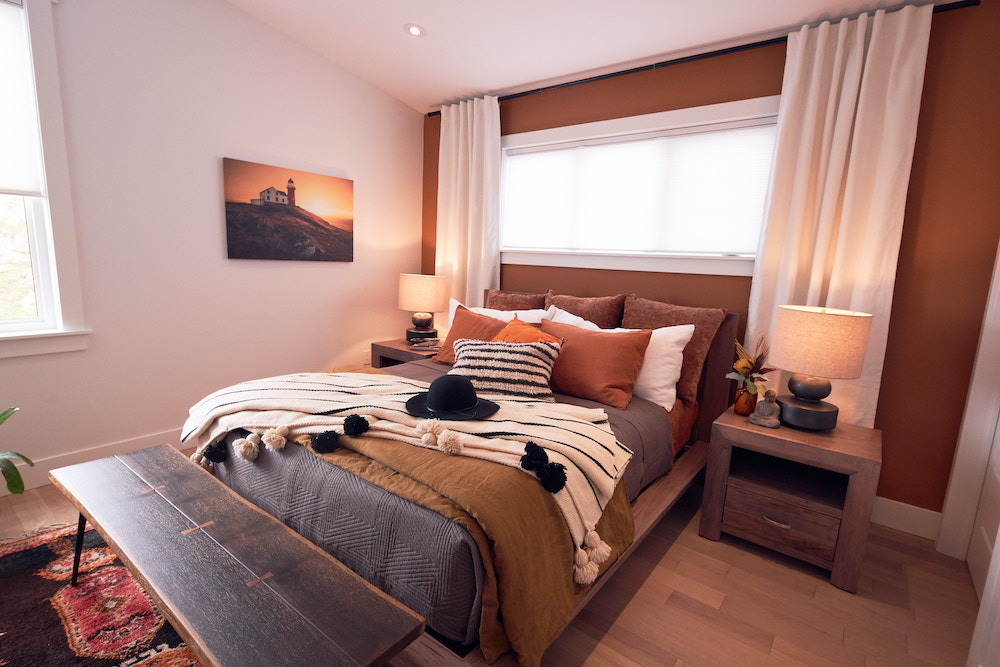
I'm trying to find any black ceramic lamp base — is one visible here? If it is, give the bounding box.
[776,395,839,430]
[777,373,839,431]
[406,327,437,342]
[406,311,437,343]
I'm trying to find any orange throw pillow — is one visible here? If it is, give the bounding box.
[492,316,562,344]
[540,319,651,409]
[432,305,508,365]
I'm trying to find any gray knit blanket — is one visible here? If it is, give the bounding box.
[181,372,633,583]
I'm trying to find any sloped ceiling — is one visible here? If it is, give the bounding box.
[223,0,936,112]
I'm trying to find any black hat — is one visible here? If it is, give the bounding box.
[405,375,499,421]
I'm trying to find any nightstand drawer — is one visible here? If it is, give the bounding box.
[722,483,840,566]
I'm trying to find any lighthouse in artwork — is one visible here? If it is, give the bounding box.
[287,178,296,207]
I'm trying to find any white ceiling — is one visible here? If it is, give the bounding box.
[223,0,928,113]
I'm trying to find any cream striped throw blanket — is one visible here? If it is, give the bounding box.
[182,372,633,583]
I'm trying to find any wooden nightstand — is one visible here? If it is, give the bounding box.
[371,339,438,368]
[699,408,882,593]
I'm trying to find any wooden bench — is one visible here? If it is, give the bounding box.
[49,444,424,667]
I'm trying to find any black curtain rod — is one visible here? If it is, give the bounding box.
[426,0,979,118]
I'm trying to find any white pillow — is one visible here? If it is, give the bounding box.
[547,307,694,411]
[630,324,695,411]
[447,297,552,326]
[546,306,601,330]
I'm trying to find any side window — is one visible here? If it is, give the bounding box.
[0,0,52,333]
[500,96,779,276]
[0,0,87,357]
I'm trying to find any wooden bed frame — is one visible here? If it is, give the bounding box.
[402,309,740,665]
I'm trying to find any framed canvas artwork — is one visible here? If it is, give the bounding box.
[223,158,353,261]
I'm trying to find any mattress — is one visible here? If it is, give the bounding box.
[213,359,681,645]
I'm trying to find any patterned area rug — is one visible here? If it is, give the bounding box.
[0,524,198,666]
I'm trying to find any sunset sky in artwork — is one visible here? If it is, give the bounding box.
[223,158,353,225]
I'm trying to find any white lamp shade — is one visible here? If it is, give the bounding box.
[769,305,872,380]
[398,273,450,313]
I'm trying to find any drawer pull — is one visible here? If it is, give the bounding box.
[763,515,791,529]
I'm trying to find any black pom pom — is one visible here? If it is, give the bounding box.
[310,431,341,453]
[538,462,567,493]
[203,440,228,463]
[343,414,370,437]
[520,442,548,471]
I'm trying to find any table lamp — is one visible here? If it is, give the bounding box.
[398,273,450,343]
[768,305,872,431]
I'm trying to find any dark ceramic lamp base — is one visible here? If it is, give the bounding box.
[406,312,437,343]
[777,373,839,431]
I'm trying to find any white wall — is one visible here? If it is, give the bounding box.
[1,0,423,488]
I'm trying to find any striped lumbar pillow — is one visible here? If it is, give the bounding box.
[449,339,561,401]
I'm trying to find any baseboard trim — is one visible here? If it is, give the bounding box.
[3,428,183,495]
[872,495,942,541]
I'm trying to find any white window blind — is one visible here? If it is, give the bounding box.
[0,0,44,198]
[500,97,779,275]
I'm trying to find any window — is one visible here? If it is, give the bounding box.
[0,0,87,357]
[500,96,780,276]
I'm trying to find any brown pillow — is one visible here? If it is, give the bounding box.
[432,306,507,365]
[621,294,726,405]
[492,316,562,344]
[540,319,651,409]
[543,290,626,329]
[484,289,546,311]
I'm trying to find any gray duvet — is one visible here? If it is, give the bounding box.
[213,359,675,645]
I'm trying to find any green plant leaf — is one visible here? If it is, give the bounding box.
[0,407,18,426]
[746,380,758,395]
[0,451,33,466]
[724,372,746,386]
[0,458,24,495]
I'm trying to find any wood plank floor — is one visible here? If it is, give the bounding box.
[2,483,978,666]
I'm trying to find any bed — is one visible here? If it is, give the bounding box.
[183,291,737,666]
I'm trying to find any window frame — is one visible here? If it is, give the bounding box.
[499,95,781,277]
[0,0,89,358]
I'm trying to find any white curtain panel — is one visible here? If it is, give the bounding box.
[746,4,933,427]
[435,95,501,307]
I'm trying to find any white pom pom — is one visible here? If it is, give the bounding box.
[586,540,612,564]
[574,548,590,567]
[421,432,437,446]
[438,430,463,454]
[416,420,444,436]
[573,560,599,584]
[190,452,213,472]
[262,428,287,451]
[234,434,260,461]
[584,529,612,563]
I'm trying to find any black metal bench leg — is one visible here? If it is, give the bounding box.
[71,512,86,586]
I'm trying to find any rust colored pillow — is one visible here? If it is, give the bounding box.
[492,316,562,344]
[543,290,626,329]
[621,294,726,405]
[540,319,651,409]
[432,306,507,365]
[484,289,546,310]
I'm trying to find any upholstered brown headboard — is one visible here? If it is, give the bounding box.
[694,311,738,442]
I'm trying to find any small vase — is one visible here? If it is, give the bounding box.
[734,388,757,416]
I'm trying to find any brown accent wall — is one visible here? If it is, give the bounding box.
[501,265,751,342]
[421,3,1000,512]
[421,117,441,273]
[877,1,1000,510]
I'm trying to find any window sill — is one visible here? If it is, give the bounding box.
[500,250,755,277]
[0,328,91,359]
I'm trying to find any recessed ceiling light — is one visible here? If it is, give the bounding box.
[404,23,425,37]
